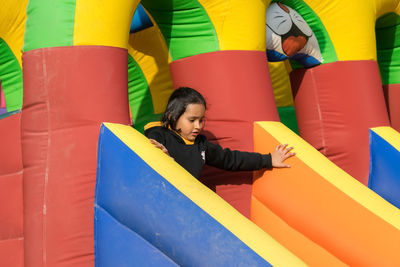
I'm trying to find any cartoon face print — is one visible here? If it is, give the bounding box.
[267,2,313,56]
[266,2,323,67]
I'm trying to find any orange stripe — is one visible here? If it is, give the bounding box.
[251,196,346,266]
[252,123,400,266]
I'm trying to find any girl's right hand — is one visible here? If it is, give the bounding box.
[271,144,295,168]
[149,139,170,156]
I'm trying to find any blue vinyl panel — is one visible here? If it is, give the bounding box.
[95,205,178,267]
[369,130,400,208]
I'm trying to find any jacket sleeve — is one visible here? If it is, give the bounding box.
[205,140,272,171]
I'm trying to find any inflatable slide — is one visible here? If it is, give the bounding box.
[0,0,400,266]
[93,121,400,266]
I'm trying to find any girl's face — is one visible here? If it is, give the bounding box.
[175,103,205,141]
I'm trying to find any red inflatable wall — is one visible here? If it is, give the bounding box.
[0,112,24,267]
[21,46,130,266]
[170,50,279,218]
[291,60,390,185]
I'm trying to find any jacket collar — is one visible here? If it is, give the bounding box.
[144,121,195,145]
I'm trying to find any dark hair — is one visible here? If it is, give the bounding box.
[161,87,206,130]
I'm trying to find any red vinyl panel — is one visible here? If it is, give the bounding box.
[0,112,24,267]
[291,60,390,185]
[170,50,279,218]
[22,46,130,266]
[0,239,24,267]
[0,112,22,175]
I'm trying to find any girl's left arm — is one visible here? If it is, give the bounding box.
[205,141,272,171]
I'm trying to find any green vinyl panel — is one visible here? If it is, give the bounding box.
[0,38,23,111]
[128,54,161,133]
[376,12,400,85]
[24,0,76,52]
[140,0,219,61]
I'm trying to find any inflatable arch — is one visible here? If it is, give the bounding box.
[1,0,400,266]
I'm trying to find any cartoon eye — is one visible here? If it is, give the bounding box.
[266,3,292,35]
[289,9,313,37]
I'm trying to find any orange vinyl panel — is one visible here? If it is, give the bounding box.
[251,196,346,266]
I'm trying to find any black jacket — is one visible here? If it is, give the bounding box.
[145,126,272,179]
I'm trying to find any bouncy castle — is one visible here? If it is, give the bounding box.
[1,0,400,266]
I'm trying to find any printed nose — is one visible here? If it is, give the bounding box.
[282,35,307,56]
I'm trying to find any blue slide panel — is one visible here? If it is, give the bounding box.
[130,3,153,33]
[0,109,20,120]
[369,130,400,208]
[94,125,272,266]
[94,205,178,267]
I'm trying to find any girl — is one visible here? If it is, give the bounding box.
[145,87,295,179]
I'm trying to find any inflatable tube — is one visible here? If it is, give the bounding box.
[0,111,23,267]
[22,46,130,266]
[21,0,138,264]
[291,60,389,184]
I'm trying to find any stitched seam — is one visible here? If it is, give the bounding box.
[310,68,326,154]
[42,48,50,267]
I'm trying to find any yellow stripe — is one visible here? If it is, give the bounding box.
[371,126,400,152]
[0,0,28,67]
[374,0,400,18]
[73,0,138,48]
[173,129,194,145]
[128,21,173,114]
[198,0,267,51]
[144,121,162,131]
[104,122,306,267]
[144,122,195,145]
[304,0,400,61]
[180,136,194,145]
[256,121,400,230]
[304,0,377,61]
[268,61,293,107]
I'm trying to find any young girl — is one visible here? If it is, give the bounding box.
[145,87,295,179]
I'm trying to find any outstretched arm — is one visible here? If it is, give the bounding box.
[205,141,272,171]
